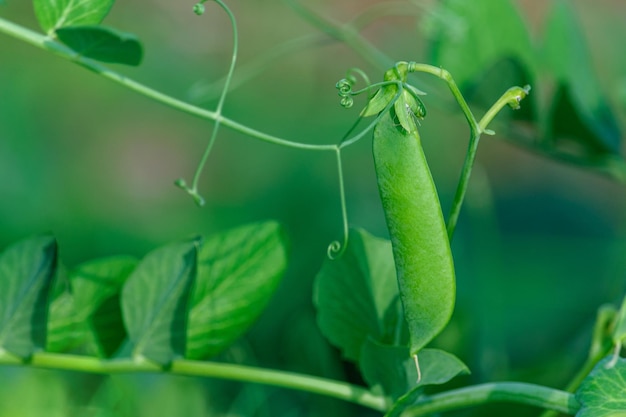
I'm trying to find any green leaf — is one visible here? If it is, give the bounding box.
[314,228,404,362]
[425,0,535,91]
[122,240,198,364]
[576,356,626,417]
[74,256,137,357]
[46,265,83,353]
[543,1,621,155]
[0,235,57,358]
[55,25,143,66]
[384,353,469,417]
[186,221,288,359]
[47,257,137,356]
[361,85,398,117]
[360,338,468,404]
[33,0,114,34]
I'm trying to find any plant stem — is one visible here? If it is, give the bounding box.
[7,352,387,412]
[327,147,349,259]
[0,16,335,153]
[401,382,580,417]
[4,352,582,415]
[171,360,386,411]
[404,65,530,242]
[182,0,240,205]
[406,64,481,242]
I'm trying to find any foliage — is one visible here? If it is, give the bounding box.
[0,0,625,416]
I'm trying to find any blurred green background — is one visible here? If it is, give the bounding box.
[1,0,626,416]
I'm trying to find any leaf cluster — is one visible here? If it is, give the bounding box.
[0,222,288,364]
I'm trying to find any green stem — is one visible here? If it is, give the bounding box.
[402,382,580,417]
[10,352,387,412]
[404,65,530,242]
[180,0,240,206]
[171,360,386,411]
[0,16,334,153]
[438,86,530,238]
[406,64,481,242]
[327,147,349,259]
[6,353,581,415]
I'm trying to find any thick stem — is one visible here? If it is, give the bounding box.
[402,382,580,417]
[23,351,585,416]
[8,352,387,412]
[5,353,581,416]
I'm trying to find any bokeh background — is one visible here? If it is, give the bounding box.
[1,0,626,415]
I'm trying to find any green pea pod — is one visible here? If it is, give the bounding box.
[373,110,455,356]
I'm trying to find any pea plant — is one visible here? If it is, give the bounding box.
[1,0,625,416]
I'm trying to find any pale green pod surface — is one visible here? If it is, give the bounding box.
[373,111,455,355]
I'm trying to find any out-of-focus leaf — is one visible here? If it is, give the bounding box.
[464,56,536,123]
[187,221,288,359]
[33,0,113,34]
[588,304,618,364]
[543,1,621,155]
[0,235,57,358]
[424,0,535,91]
[122,240,198,364]
[55,25,143,66]
[613,295,626,345]
[576,356,626,417]
[314,228,404,362]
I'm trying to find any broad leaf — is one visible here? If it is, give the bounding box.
[33,0,114,34]
[314,228,403,362]
[543,1,621,155]
[384,350,470,417]
[74,256,136,357]
[576,356,626,417]
[55,25,143,66]
[47,256,137,356]
[0,235,57,358]
[187,221,288,359]
[425,0,535,91]
[122,240,198,364]
[46,265,83,353]
[360,338,468,404]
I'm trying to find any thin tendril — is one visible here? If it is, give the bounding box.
[176,0,239,206]
[327,146,349,259]
[345,67,372,96]
[339,81,403,149]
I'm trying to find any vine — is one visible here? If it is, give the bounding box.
[0,1,624,416]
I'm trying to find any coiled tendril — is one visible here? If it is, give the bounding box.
[336,78,354,109]
[335,67,372,110]
[327,239,346,260]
